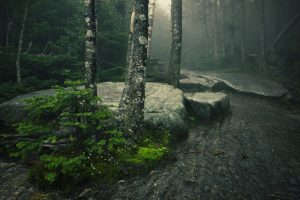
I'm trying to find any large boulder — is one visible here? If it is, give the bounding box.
[181,69,289,98]
[0,82,188,139]
[184,92,230,119]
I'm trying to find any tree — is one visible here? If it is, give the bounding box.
[84,0,97,96]
[16,0,29,83]
[259,0,266,68]
[168,0,182,88]
[119,0,149,137]
[147,0,156,60]
[213,0,219,59]
[202,0,210,56]
[240,0,246,66]
[229,0,237,58]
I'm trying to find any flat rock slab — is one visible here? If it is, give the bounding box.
[0,82,188,139]
[184,92,230,119]
[181,69,289,98]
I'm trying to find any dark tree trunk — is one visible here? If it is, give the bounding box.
[203,0,210,56]
[259,0,266,68]
[0,0,7,47]
[168,0,182,88]
[84,0,97,96]
[230,0,236,58]
[240,0,246,66]
[119,0,149,138]
[147,0,156,60]
[213,0,219,58]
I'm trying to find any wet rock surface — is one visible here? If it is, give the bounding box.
[184,92,230,119]
[0,82,188,138]
[111,94,300,200]
[0,161,64,200]
[181,69,289,98]
[98,82,188,138]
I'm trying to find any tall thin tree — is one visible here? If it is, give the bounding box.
[240,0,246,66]
[16,0,29,84]
[213,0,219,58]
[84,0,97,96]
[119,0,149,137]
[168,0,182,88]
[147,0,156,60]
[259,0,266,68]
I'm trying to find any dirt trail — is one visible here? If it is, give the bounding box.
[1,94,300,199]
[112,94,300,200]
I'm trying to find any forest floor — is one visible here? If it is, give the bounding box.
[111,94,300,200]
[1,70,300,200]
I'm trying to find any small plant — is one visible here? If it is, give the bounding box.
[10,80,172,189]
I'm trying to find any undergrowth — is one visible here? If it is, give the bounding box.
[8,81,171,190]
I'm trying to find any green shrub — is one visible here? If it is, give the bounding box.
[9,80,172,189]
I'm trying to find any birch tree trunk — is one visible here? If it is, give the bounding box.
[259,0,266,68]
[84,0,97,96]
[147,0,156,60]
[240,0,246,66]
[119,0,149,138]
[168,0,182,88]
[16,0,29,84]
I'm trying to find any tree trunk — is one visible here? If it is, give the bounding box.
[203,0,210,56]
[213,0,219,58]
[259,0,266,68]
[25,41,32,54]
[168,0,182,88]
[147,0,156,60]
[220,0,226,58]
[267,11,300,53]
[119,0,149,138]
[42,39,51,55]
[230,0,236,58]
[7,18,13,46]
[0,0,7,47]
[16,0,29,84]
[84,0,97,96]
[240,0,246,66]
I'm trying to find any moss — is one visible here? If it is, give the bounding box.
[137,147,168,162]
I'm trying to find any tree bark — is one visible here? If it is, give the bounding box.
[119,0,149,138]
[16,0,29,84]
[0,0,7,47]
[230,0,236,58]
[147,0,156,60]
[259,0,266,68]
[84,0,97,96]
[168,0,182,88]
[203,0,210,56]
[213,0,219,58]
[240,0,246,66]
[220,0,226,58]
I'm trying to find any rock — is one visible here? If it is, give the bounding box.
[98,82,188,139]
[0,82,188,139]
[180,76,217,92]
[181,69,289,98]
[184,92,230,119]
[0,90,54,125]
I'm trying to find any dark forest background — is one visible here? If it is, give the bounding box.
[0,0,300,103]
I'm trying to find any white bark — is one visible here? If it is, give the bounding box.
[16,0,29,84]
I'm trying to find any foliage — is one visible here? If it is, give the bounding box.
[9,81,171,189]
